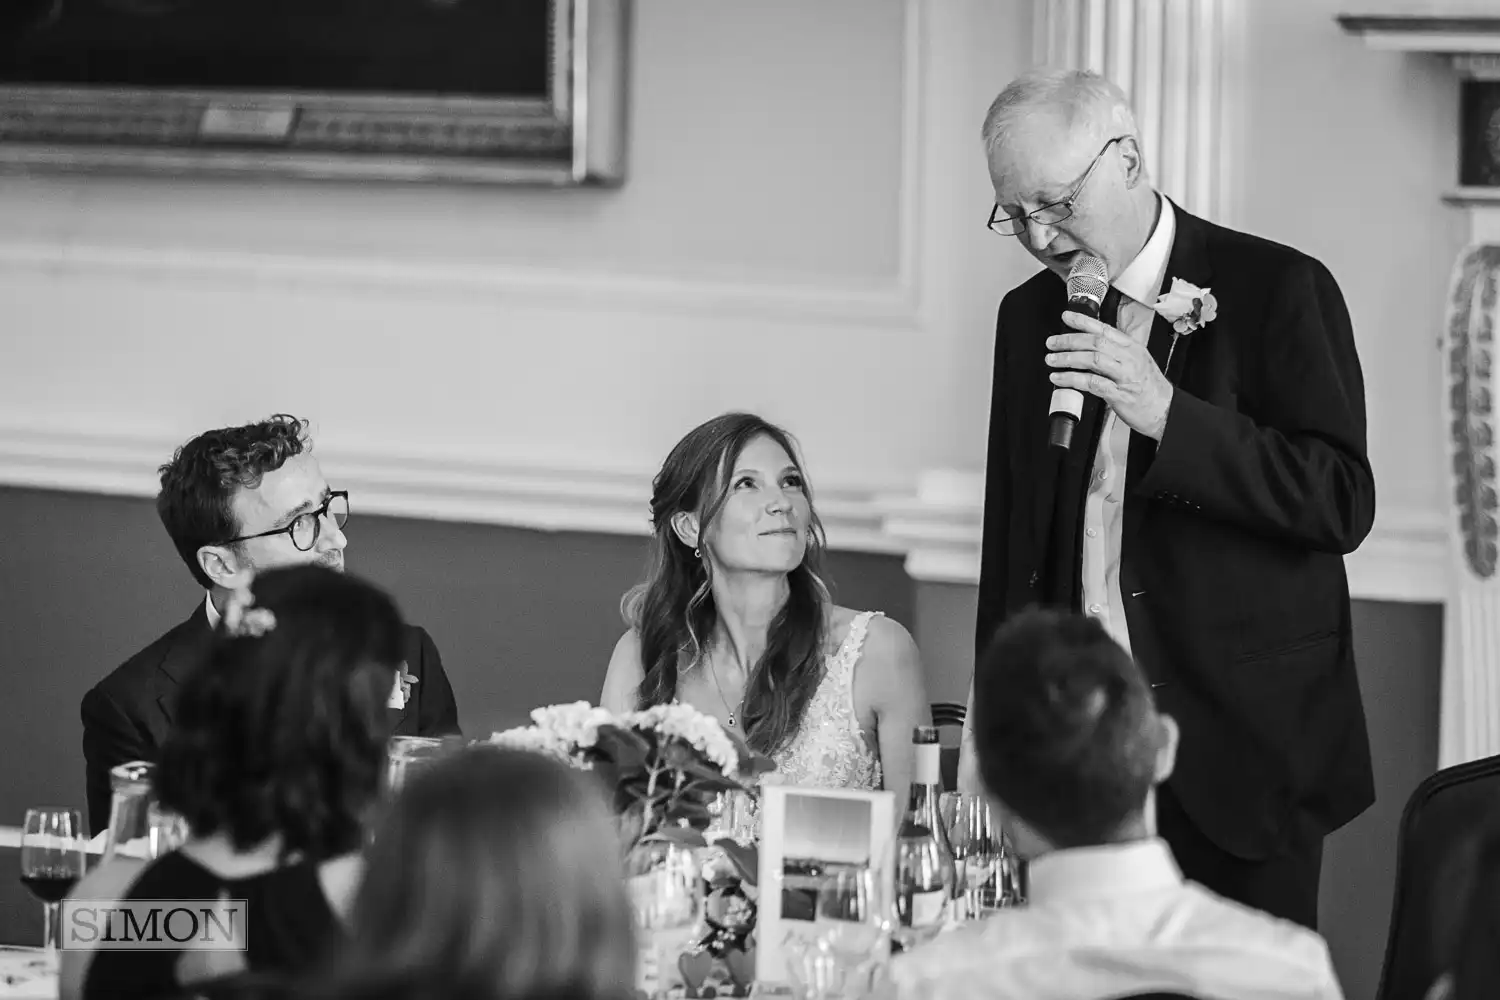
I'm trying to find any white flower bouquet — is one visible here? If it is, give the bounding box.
[490,701,772,874]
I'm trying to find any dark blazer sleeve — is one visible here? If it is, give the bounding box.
[975,293,1015,661]
[412,626,462,738]
[80,685,147,835]
[1136,256,1376,554]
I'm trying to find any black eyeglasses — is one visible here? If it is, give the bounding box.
[224,491,350,553]
[987,136,1126,236]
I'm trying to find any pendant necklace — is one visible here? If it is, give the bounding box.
[704,650,740,729]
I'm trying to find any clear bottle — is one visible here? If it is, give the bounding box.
[894,726,955,942]
[102,761,155,861]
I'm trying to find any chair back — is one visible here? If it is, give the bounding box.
[1377,752,1500,1000]
[930,702,966,791]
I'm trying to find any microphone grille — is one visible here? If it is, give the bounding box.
[1066,253,1108,306]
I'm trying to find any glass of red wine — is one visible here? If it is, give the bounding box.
[20,807,87,966]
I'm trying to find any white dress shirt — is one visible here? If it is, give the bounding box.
[1081,195,1177,658]
[204,593,221,629]
[885,838,1345,1000]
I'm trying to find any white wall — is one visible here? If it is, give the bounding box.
[1238,0,1465,546]
[0,0,1036,553]
[0,0,1453,601]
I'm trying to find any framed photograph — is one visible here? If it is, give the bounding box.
[755,784,897,992]
[0,0,630,186]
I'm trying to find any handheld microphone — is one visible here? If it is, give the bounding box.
[1048,253,1109,450]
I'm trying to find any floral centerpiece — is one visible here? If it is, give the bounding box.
[490,702,771,997]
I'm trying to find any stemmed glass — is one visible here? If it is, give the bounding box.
[627,842,703,997]
[20,807,87,967]
[815,866,884,961]
[948,795,1002,919]
[804,865,890,997]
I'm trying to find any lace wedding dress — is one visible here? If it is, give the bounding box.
[768,609,884,790]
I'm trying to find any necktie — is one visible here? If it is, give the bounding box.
[1101,285,1124,330]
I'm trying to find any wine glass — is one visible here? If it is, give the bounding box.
[20,807,87,966]
[949,795,1002,919]
[627,842,703,997]
[815,865,883,956]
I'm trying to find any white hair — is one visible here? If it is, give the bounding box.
[980,68,1142,168]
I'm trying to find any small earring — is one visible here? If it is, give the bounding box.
[694,547,701,559]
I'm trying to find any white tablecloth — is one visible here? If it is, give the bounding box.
[0,948,54,999]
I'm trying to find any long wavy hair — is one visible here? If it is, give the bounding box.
[311,746,637,1000]
[622,412,831,756]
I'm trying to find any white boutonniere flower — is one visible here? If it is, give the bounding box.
[221,586,276,638]
[388,666,416,710]
[1152,277,1218,335]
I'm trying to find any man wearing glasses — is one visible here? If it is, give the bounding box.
[960,69,1375,930]
[80,413,461,831]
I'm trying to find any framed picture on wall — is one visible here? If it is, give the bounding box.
[0,0,630,186]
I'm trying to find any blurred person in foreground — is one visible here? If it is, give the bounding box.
[81,413,460,833]
[1423,818,1500,1000]
[310,744,637,1000]
[887,608,1344,1000]
[62,565,400,1000]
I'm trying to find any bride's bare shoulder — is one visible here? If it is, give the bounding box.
[609,629,644,666]
[828,605,916,657]
[602,630,646,712]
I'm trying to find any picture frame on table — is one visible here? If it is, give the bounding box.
[754,783,897,992]
[0,0,630,187]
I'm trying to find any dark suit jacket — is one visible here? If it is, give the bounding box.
[975,201,1377,861]
[80,602,462,833]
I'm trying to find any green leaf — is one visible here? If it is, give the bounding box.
[641,826,708,849]
[593,725,651,768]
[712,839,760,887]
[739,753,777,777]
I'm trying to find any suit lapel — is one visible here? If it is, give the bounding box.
[1126,200,1214,492]
[155,604,213,731]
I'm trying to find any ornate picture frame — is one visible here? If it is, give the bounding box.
[0,0,630,186]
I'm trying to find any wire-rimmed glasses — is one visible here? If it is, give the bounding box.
[986,135,1126,236]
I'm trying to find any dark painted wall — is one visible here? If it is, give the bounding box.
[0,485,914,831]
[0,485,1446,1000]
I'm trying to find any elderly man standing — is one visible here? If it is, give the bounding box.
[958,68,1376,929]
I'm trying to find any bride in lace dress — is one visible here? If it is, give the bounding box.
[600,412,928,809]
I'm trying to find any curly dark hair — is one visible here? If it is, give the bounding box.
[312,746,637,1000]
[622,412,830,757]
[154,564,400,861]
[973,607,1161,848]
[157,414,310,589]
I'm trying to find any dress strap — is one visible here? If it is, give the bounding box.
[833,611,883,678]
[835,610,883,753]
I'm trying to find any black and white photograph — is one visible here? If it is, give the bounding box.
[0,1,1498,999]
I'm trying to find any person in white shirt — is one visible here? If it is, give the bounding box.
[886,608,1345,1000]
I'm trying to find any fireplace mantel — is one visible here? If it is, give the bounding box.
[1341,9,1500,768]
[1337,14,1500,54]
[1340,11,1500,203]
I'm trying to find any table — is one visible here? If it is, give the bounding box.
[0,948,53,999]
